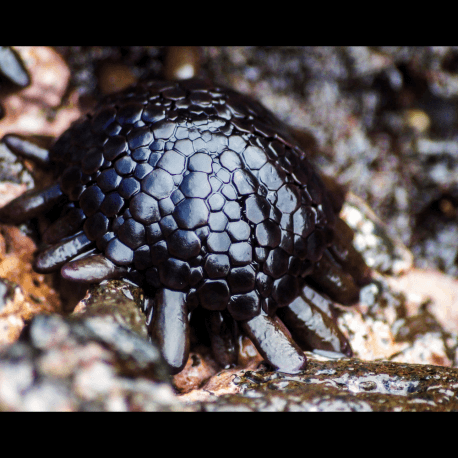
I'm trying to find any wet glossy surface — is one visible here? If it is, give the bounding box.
[0,78,371,375]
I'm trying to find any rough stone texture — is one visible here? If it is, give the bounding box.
[198,354,458,412]
[0,225,61,344]
[0,314,178,411]
[0,47,81,138]
[72,280,149,339]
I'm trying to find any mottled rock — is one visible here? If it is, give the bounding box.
[0,314,179,411]
[198,354,458,412]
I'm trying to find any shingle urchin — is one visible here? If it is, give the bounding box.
[0,78,371,374]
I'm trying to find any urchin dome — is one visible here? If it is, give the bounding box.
[0,78,370,375]
[47,79,336,323]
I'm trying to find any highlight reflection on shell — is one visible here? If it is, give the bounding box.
[0,78,371,374]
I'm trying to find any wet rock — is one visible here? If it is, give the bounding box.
[164,46,201,81]
[199,354,458,411]
[0,47,31,121]
[0,225,61,344]
[0,47,30,88]
[0,314,180,411]
[172,348,221,394]
[96,62,137,95]
[338,274,457,367]
[54,46,166,100]
[0,139,35,207]
[0,47,80,139]
[72,280,148,339]
[341,193,413,275]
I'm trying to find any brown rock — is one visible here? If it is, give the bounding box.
[0,46,81,138]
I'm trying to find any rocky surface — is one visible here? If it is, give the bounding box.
[1,46,458,411]
[0,314,178,411]
[199,355,458,412]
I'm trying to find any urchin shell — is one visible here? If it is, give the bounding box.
[45,78,336,323]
